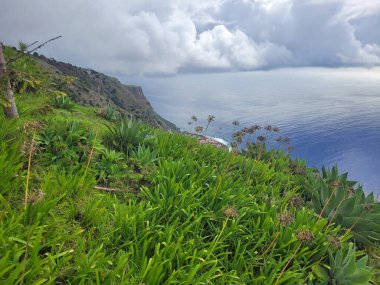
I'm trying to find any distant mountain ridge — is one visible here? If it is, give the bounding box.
[33,53,177,130]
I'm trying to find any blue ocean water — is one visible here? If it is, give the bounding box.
[125,68,380,195]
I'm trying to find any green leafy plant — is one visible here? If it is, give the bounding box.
[131,145,158,166]
[105,117,148,154]
[51,93,74,110]
[314,243,372,284]
[305,166,380,246]
[97,104,117,121]
[0,142,22,197]
[36,119,94,165]
[94,147,126,184]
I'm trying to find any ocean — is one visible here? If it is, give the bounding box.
[125,67,380,195]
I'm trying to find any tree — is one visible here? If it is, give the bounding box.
[0,42,19,118]
[0,36,61,118]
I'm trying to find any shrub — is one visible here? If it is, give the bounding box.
[96,104,117,121]
[105,117,148,154]
[130,145,158,166]
[36,119,95,165]
[51,93,74,110]
[94,147,126,184]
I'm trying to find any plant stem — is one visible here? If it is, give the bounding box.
[82,124,99,186]
[24,134,35,209]
[274,242,302,285]
[258,228,281,261]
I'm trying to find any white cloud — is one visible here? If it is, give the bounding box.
[0,0,379,75]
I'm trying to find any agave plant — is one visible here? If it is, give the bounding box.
[105,105,117,121]
[131,145,158,166]
[105,117,148,154]
[305,166,380,245]
[94,148,126,184]
[51,93,74,110]
[97,104,117,121]
[314,243,372,284]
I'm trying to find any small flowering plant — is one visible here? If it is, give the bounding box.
[230,121,292,160]
[189,114,216,136]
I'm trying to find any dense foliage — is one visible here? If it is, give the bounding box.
[0,47,379,284]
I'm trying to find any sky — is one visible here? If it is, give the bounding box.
[1,0,380,76]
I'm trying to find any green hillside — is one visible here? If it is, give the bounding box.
[1,46,380,284]
[32,51,177,131]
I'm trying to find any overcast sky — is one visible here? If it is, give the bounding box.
[1,0,380,76]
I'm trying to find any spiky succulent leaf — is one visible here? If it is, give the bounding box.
[305,166,380,245]
[321,243,372,285]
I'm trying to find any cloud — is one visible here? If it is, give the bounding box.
[0,0,379,75]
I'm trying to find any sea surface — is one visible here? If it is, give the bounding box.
[125,68,380,195]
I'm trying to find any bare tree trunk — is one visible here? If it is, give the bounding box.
[0,42,19,118]
[3,81,19,118]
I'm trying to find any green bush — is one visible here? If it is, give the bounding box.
[36,119,95,165]
[94,147,126,184]
[130,145,158,166]
[51,94,74,110]
[97,104,117,121]
[105,117,148,154]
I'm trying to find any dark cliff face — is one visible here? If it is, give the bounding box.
[33,54,177,130]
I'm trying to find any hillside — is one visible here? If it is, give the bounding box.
[1,46,380,284]
[33,52,177,130]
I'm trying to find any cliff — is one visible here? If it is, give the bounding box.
[33,53,177,130]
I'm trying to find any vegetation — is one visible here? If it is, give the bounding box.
[315,243,372,285]
[51,94,75,111]
[304,166,380,246]
[0,37,62,118]
[0,45,379,284]
[31,50,177,130]
[104,117,148,154]
[96,105,118,122]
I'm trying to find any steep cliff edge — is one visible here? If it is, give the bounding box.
[33,54,177,130]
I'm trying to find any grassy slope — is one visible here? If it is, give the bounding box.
[1,49,379,284]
